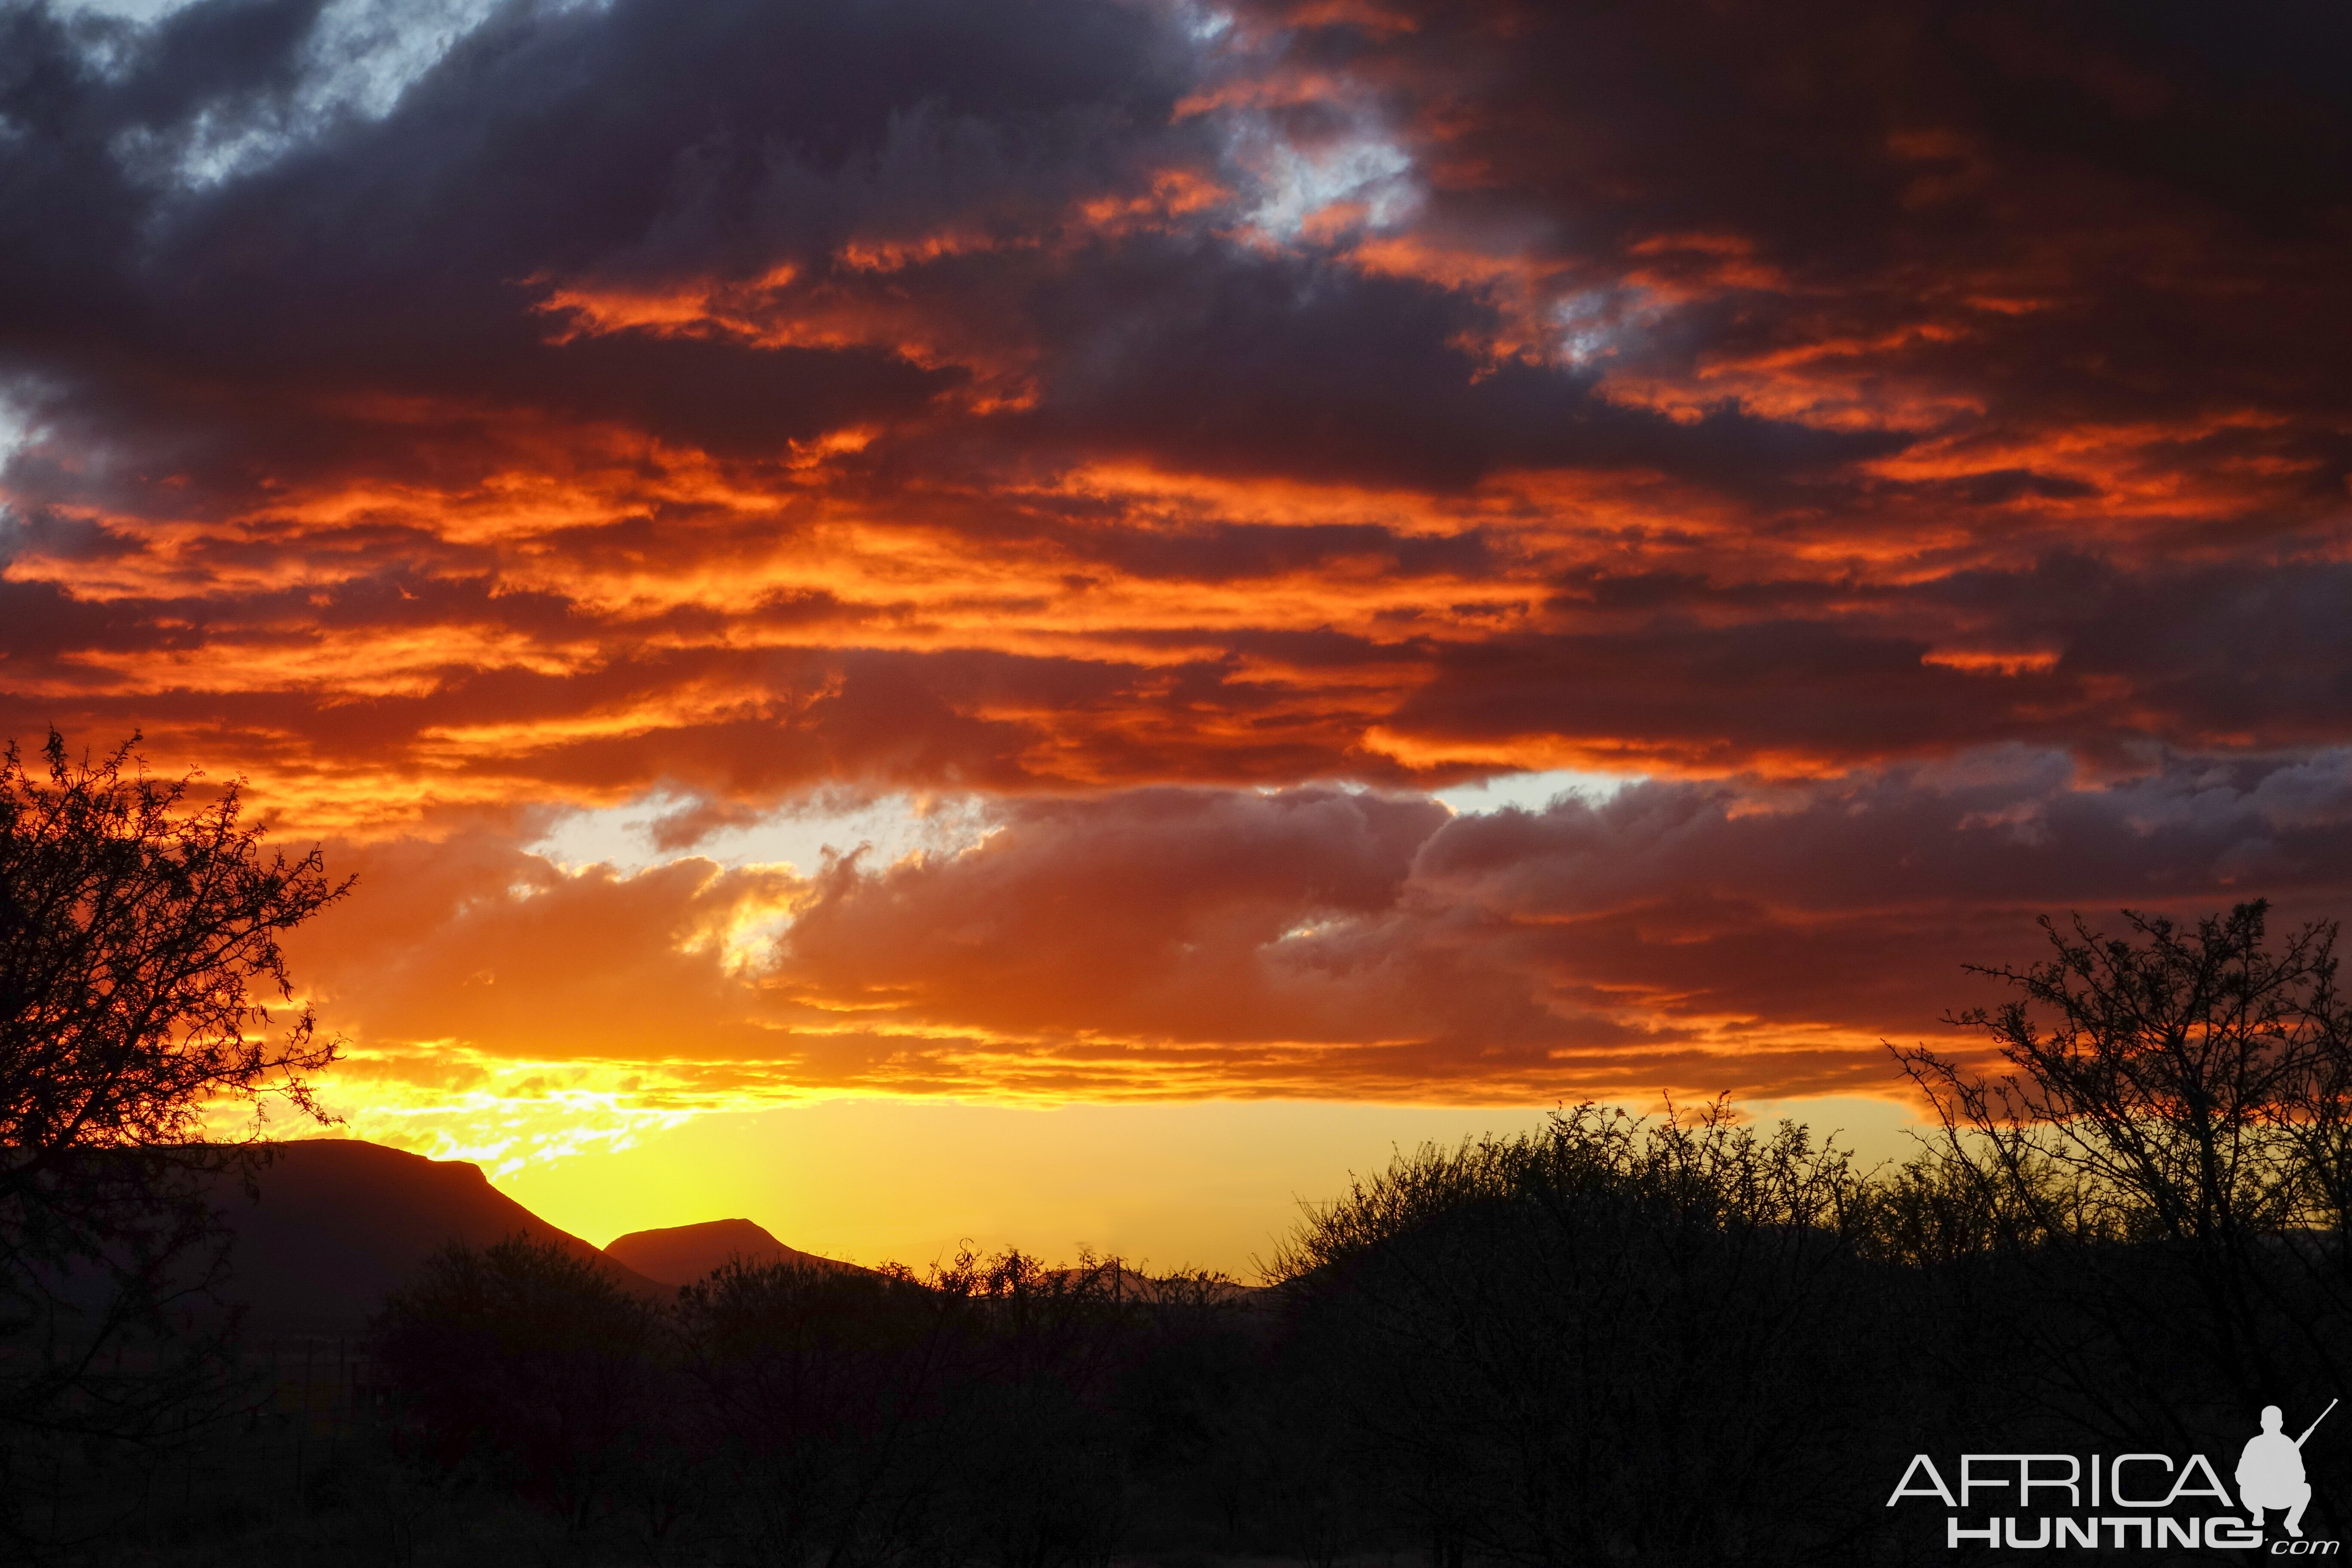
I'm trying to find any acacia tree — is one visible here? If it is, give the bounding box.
[0,730,349,1439]
[1896,902,2352,1485]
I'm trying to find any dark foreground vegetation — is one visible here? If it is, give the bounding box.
[9,905,2352,1564]
[5,735,2352,1562]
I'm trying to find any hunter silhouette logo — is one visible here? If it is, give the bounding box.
[1887,1399,2340,1552]
[2242,1400,2334,1539]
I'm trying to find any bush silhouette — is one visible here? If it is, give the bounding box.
[1269,1101,1901,1565]
[373,1234,657,1526]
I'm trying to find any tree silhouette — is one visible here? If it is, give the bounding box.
[0,730,349,1441]
[1897,900,2352,1532]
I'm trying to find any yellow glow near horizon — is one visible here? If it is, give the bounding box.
[467,1094,1936,1278]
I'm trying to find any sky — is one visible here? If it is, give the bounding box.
[3,0,2348,1271]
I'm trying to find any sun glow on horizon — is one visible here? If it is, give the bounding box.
[467,1093,1936,1276]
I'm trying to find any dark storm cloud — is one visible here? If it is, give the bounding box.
[1057,518,1503,584]
[1,0,1917,504]
[3,0,2342,509]
[1364,551,2352,774]
[1283,0,2352,472]
[1391,621,2043,766]
[744,751,2352,1092]
[1011,244,1903,492]
[0,0,1204,483]
[0,575,182,663]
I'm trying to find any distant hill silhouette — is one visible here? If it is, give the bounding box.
[210,1139,666,1333]
[605,1217,864,1287]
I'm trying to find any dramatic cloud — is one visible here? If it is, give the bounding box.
[4,0,2346,1133]
[280,748,2352,1144]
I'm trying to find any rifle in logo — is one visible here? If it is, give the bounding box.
[2240,1399,2334,1538]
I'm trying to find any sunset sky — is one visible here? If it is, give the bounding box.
[3,0,2347,1270]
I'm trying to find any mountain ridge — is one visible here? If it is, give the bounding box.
[207,1138,667,1332]
[604,1216,867,1287]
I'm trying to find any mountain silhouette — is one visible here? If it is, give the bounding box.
[210,1139,666,1333]
[605,1217,864,1287]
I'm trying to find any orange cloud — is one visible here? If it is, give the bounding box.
[3,0,2347,1150]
